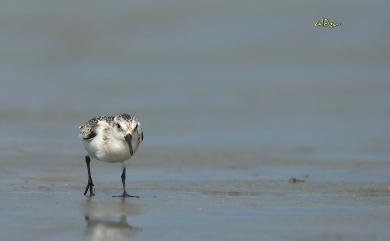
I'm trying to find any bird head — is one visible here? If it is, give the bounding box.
[112,113,143,155]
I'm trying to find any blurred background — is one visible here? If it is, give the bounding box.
[0,0,390,178]
[1,1,390,241]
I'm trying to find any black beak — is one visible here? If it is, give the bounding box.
[125,134,133,155]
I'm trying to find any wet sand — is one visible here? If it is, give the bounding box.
[1,151,390,241]
[1,0,390,240]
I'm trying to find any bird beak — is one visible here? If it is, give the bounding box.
[125,134,133,155]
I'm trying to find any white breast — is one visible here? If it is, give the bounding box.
[83,136,132,163]
[82,122,131,163]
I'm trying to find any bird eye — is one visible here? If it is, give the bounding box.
[116,123,121,129]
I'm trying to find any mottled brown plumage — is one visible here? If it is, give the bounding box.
[117,113,136,121]
[79,115,114,140]
[79,114,138,140]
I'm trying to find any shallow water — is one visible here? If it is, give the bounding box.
[1,0,390,240]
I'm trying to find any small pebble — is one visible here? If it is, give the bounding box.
[288,177,306,184]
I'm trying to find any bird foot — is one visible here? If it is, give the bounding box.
[113,191,139,198]
[84,182,95,197]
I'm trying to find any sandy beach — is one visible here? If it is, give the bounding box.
[2,147,390,241]
[1,0,390,240]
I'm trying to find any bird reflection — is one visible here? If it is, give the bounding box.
[83,198,142,241]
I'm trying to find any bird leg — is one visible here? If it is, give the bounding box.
[113,167,139,198]
[83,156,95,196]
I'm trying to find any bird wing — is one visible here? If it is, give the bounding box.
[79,115,114,140]
[79,119,98,140]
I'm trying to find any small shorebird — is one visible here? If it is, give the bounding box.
[79,113,144,198]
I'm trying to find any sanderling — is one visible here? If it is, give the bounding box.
[79,113,144,198]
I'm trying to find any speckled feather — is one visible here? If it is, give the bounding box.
[79,114,137,140]
[117,113,136,121]
[79,115,114,140]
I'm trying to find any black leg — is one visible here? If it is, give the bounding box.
[113,167,139,198]
[83,156,95,196]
